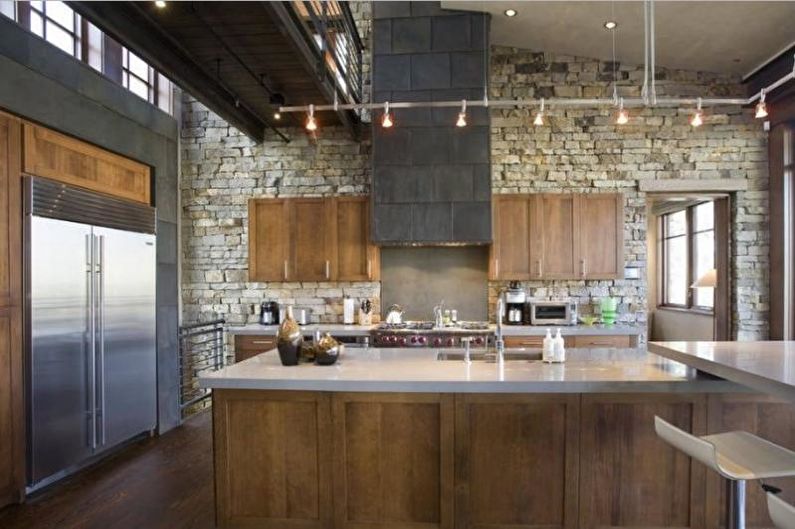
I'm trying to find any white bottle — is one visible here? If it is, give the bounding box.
[543,329,554,363]
[553,329,566,363]
[343,296,355,324]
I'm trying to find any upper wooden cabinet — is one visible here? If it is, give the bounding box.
[249,196,379,282]
[491,193,624,280]
[22,123,151,205]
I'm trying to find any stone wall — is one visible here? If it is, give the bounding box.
[488,46,768,340]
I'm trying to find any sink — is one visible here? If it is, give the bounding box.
[436,350,543,362]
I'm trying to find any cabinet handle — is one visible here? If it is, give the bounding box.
[325,260,330,279]
[536,259,542,278]
[495,258,500,278]
[283,260,288,280]
[250,340,274,345]
[367,259,372,280]
[580,259,587,278]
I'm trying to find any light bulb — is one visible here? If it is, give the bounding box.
[504,9,517,17]
[154,0,167,7]
[755,91,768,119]
[690,110,703,127]
[533,98,545,126]
[381,102,393,128]
[615,98,628,125]
[456,99,467,127]
[305,104,317,131]
[273,112,281,120]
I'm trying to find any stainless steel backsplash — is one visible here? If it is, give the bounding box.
[380,246,489,321]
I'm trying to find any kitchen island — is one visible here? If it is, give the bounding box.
[200,347,795,529]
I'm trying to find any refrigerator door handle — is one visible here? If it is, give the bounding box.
[97,234,106,446]
[88,233,97,451]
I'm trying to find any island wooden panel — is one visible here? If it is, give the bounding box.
[331,393,454,529]
[706,394,795,529]
[579,394,707,529]
[22,123,151,204]
[0,111,23,509]
[213,390,332,529]
[455,394,580,529]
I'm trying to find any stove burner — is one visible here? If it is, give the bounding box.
[377,321,435,331]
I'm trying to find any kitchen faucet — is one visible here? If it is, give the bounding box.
[495,296,505,363]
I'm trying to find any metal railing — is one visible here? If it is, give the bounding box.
[179,319,225,418]
[289,0,364,106]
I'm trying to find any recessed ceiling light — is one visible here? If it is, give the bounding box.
[604,21,617,30]
[154,0,167,8]
[504,9,517,17]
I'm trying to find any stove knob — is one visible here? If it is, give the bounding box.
[433,337,442,347]
[418,336,427,345]
[474,337,484,346]
[399,337,407,346]
[410,336,418,344]
[446,338,455,347]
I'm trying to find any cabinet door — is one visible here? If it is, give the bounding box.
[291,198,333,281]
[537,194,579,279]
[572,335,631,348]
[334,197,379,281]
[491,195,535,280]
[578,194,624,279]
[455,394,580,529]
[579,394,707,529]
[0,112,22,508]
[249,199,290,281]
[332,393,454,529]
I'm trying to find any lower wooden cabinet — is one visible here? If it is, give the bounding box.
[579,394,707,529]
[233,334,277,362]
[213,390,333,529]
[504,335,634,349]
[455,394,580,529]
[332,393,454,529]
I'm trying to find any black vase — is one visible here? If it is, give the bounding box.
[276,307,303,366]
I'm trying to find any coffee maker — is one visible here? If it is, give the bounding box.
[259,301,280,325]
[503,282,526,325]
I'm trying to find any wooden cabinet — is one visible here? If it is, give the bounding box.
[249,198,290,281]
[490,193,624,280]
[490,195,536,280]
[537,194,580,279]
[333,197,379,281]
[577,193,624,279]
[572,335,632,348]
[331,393,454,529]
[249,197,379,282]
[504,335,545,348]
[234,334,277,362]
[455,394,580,529]
[23,123,151,205]
[213,390,333,529]
[0,112,23,508]
[579,394,707,529]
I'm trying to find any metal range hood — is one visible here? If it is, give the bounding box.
[370,1,491,245]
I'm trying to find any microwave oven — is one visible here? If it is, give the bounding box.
[528,300,578,326]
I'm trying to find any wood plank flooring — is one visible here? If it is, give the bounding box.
[0,410,215,529]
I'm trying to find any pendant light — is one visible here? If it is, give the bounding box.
[381,101,393,128]
[616,97,629,125]
[456,100,467,127]
[533,98,545,126]
[305,104,317,131]
[755,90,768,119]
[690,97,703,127]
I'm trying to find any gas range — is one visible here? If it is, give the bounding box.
[371,321,492,348]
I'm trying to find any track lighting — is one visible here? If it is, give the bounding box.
[755,90,768,119]
[456,100,467,127]
[305,104,317,131]
[533,98,545,126]
[154,0,167,8]
[381,102,393,128]
[690,97,703,127]
[615,97,629,125]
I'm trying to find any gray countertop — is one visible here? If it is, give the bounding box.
[200,346,741,393]
[649,341,795,403]
[227,323,644,337]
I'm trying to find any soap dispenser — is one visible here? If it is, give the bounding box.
[553,329,566,363]
[543,329,554,363]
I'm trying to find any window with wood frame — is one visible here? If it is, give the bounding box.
[6,1,173,115]
[658,201,715,312]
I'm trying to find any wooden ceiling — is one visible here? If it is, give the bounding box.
[69,1,360,142]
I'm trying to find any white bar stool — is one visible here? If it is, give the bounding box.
[655,416,795,529]
[769,493,795,529]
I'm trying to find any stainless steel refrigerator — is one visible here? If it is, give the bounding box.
[26,177,157,489]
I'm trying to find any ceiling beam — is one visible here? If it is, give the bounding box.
[68,1,287,143]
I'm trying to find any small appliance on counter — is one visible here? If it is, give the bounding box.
[504,281,527,325]
[259,301,280,325]
[293,307,310,325]
[343,295,355,324]
[528,300,578,326]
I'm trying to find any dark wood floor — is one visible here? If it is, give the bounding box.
[0,410,215,529]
